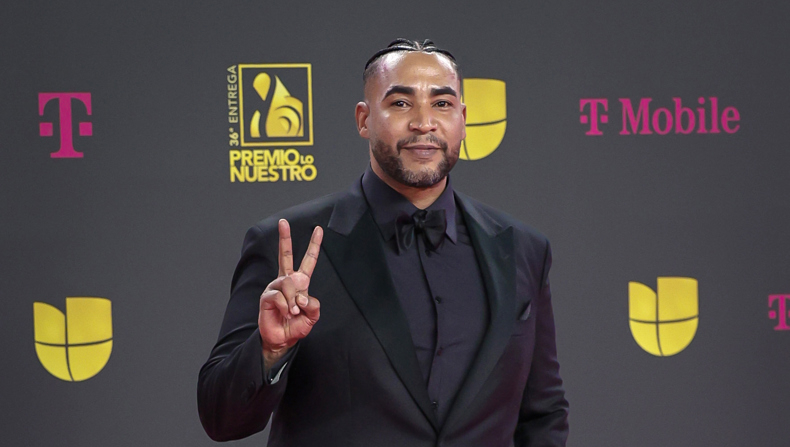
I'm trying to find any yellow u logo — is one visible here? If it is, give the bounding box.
[629,278,698,357]
[461,78,507,160]
[34,297,113,381]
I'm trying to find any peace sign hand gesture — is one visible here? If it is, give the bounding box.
[258,219,323,367]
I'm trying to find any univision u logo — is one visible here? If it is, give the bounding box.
[628,278,698,356]
[34,297,112,381]
[460,78,507,161]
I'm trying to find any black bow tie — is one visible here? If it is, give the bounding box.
[395,209,447,253]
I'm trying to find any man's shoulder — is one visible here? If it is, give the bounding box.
[251,189,352,235]
[455,191,549,247]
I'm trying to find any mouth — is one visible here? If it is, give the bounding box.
[403,144,440,150]
[396,135,447,161]
[401,145,441,161]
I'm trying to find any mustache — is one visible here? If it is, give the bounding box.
[396,134,448,152]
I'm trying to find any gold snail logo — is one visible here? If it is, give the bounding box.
[460,78,507,160]
[251,73,303,138]
[238,64,313,146]
[628,278,699,357]
[34,297,112,381]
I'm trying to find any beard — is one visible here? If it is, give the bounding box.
[371,134,459,188]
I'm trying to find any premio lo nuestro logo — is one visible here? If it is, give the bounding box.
[628,277,699,356]
[226,64,316,183]
[34,297,113,381]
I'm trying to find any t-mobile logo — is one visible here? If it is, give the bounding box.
[768,295,790,331]
[579,97,740,136]
[38,92,93,158]
[579,98,608,136]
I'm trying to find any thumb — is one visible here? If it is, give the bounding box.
[297,293,320,323]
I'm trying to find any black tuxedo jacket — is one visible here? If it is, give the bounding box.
[198,178,569,446]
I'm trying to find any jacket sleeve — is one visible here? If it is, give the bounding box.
[514,240,570,446]
[197,223,297,441]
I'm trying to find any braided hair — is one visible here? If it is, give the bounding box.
[363,38,461,85]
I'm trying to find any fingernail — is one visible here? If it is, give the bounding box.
[297,295,308,307]
[291,305,300,314]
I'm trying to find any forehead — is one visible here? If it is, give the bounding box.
[366,52,460,97]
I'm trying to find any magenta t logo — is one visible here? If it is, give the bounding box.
[768,295,790,331]
[580,98,608,135]
[38,92,92,158]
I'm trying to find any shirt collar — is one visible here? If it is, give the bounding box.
[361,165,458,245]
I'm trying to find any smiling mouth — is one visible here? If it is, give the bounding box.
[403,145,440,150]
[402,146,441,161]
[397,134,448,154]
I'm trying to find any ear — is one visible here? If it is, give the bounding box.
[355,101,370,138]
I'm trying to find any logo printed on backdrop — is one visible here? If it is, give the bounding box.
[460,78,507,160]
[33,297,112,381]
[768,294,790,331]
[628,277,699,356]
[226,64,316,183]
[38,92,93,158]
[580,97,740,136]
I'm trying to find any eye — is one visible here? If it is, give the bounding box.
[391,100,409,107]
[435,100,452,108]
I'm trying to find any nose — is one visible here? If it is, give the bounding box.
[408,105,437,133]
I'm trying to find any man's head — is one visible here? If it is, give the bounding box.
[356,39,466,189]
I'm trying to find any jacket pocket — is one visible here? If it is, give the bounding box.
[512,302,533,336]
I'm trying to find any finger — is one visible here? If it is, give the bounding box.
[297,294,321,323]
[266,276,301,315]
[278,219,294,276]
[260,290,291,320]
[277,275,300,315]
[298,226,324,279]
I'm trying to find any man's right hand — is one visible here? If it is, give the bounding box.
[258,219,323,368]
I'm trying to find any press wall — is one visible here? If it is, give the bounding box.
[2,1,789,446]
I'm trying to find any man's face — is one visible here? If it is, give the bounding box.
[357,52,466,188]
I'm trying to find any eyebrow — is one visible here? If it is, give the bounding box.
[431,87,458,97]
[383,86,414,99]
[382,85,459,100]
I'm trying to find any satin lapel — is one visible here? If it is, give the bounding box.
[322,209,439,431]
[442,195,516,433]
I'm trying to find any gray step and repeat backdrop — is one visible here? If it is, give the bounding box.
[2,1,788,446]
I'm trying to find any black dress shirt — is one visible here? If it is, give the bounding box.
[361,166,488,425]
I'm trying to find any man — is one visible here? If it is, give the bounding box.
[198,39,569,446]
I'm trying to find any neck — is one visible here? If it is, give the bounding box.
[370,159,447,210]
